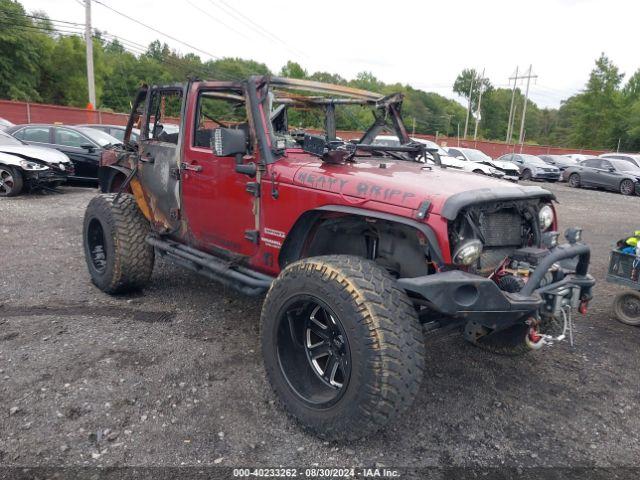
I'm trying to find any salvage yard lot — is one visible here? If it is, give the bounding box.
[1,182,639,468]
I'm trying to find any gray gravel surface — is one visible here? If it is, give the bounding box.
[1,182,639,468]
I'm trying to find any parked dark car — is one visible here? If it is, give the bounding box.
[564,157,640,195]
[5,124,121,180]
[496,153,561,181]
[77,124,140,143]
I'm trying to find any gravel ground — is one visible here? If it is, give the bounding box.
[1,182,639,470]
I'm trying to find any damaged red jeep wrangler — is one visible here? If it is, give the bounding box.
[83,76,595,440]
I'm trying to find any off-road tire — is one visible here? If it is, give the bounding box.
[521,169,532,181]
[613,291,640,326]
[569,173,581,188]
[619,179,635,196]
[83,193,154,294]
[261,255,425,440]
[0,165,24,197]
[466,322,536,356]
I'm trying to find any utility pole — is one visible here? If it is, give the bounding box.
[518,64,537,145]
[85,0,96,109]
[473,68,485,141]
[506,66,519,143]
[463,72,476,139]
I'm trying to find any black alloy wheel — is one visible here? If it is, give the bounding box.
[276,297,351,408]
[86,218,107,273]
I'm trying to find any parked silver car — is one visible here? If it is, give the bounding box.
[496,153,561,181]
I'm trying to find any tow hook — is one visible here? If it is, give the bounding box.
[525,319,545,350]
[579,299,589,315]
[527,306,576,349]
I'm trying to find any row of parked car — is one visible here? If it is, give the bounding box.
[373,135,640,196]
[0,121,171,196]
[1,118,639,197]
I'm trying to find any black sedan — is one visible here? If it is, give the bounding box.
[563,157,640,195]
[4,124,121,181]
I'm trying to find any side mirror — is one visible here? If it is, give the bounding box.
[456,156,465,161]
[609,167,616,172]
[212,128,247,157]
[81,144,95,152]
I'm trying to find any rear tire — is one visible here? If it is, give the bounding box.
[0,165,24,197]
[521,169,532,181]
[83,193,154,294]
[620,179,635,196]
[261,255,425,440]
[613,291,640,326]
[569,173,581,188]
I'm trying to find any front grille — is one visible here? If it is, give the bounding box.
[478,211,523,247]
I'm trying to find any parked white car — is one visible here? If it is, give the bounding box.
[373,136,505,179]
[446,146,519,181]
[0,130,73,196]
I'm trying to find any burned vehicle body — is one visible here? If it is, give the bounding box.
[88,76,595,439]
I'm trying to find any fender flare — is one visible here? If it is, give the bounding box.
[279,205,444,268]
[98,165,131,193]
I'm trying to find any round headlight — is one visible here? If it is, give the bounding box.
[538,204,554,231]
[452,239,483,266]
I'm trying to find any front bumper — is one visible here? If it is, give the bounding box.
[503,173,520,182]
[397,242,594,331]
[24,169,68,186]
[533,171,561,181]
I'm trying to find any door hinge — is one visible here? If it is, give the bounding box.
[245,182,260,197]
[170,167,180,180]
[169,208,180,221]
[244,229,259,244]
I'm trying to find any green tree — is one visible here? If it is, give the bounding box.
[279,61,307,79]
[0,0,51,100]
[453,68,492,112]
[571,53,624,149]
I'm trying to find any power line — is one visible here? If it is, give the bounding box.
[205,0,306,58]
[92,0,219,59]
[185,0,254,42]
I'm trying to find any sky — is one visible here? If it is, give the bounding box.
[17,0,640,109]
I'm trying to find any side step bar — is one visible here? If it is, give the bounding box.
[146,236,274,296]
